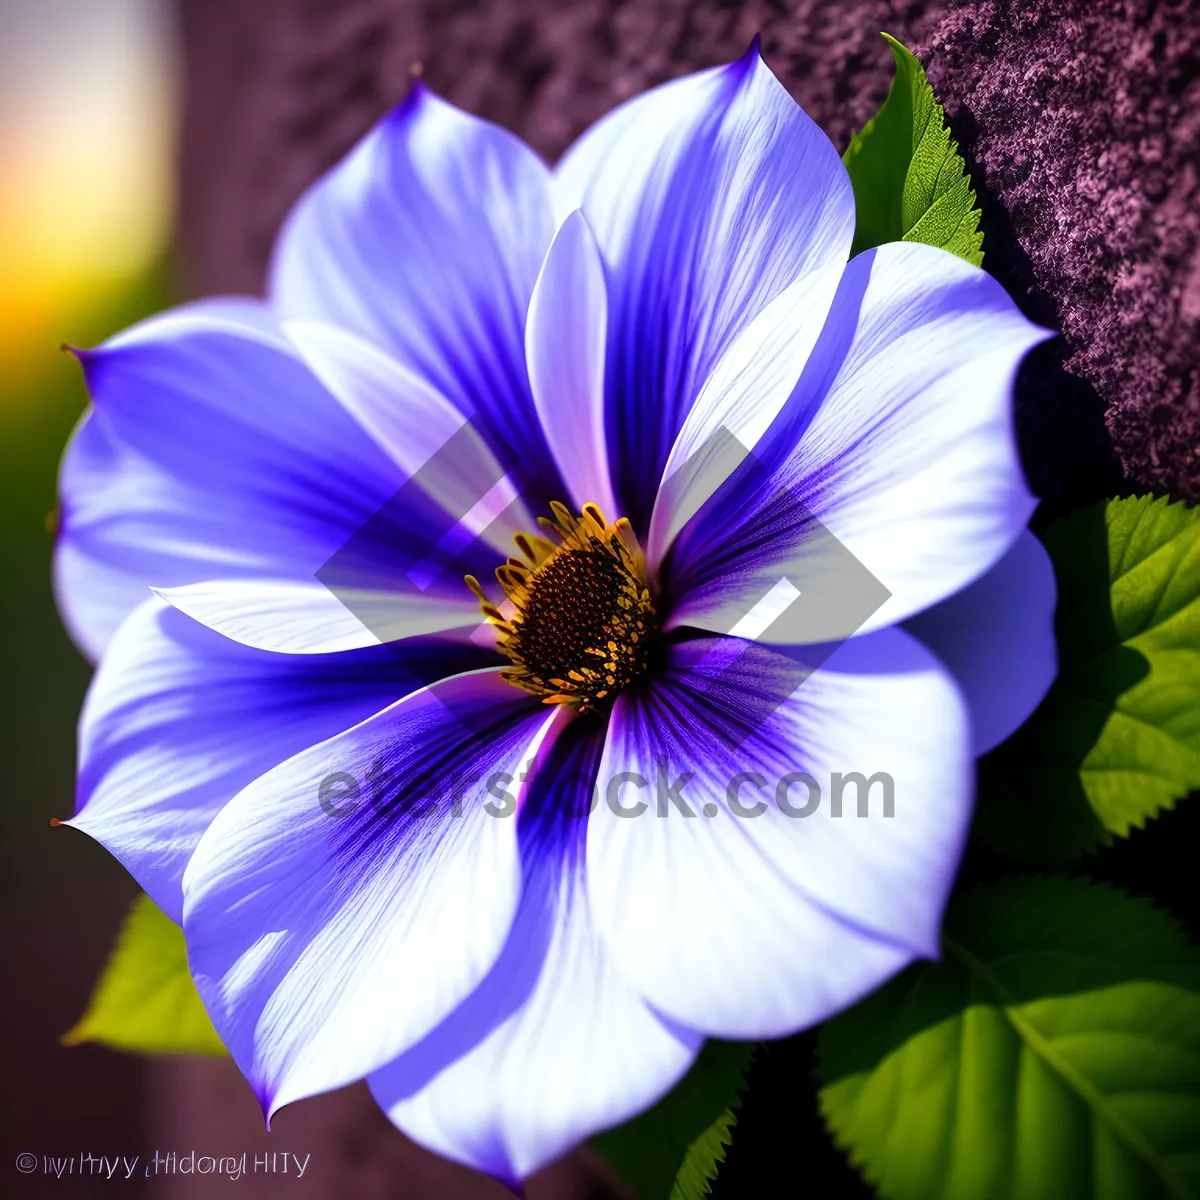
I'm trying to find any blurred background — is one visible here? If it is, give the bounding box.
[0,0,174,1193]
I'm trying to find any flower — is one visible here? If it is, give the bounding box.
[55,47,1056,1184]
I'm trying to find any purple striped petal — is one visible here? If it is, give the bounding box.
[55,299,488,660]
[665,243,1051,641]
[586,629,972,1038]
[67,598,490,921]
[554,46,854,533]
[369,718,699,1184]
[284,319,535,559]
[182,669,558,1117]
[646,256,846,571]
[269,85,561,503]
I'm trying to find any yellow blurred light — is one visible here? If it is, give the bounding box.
[0,0,176,385]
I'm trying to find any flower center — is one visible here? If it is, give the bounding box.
[467,502,658,714]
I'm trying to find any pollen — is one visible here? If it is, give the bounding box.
[466,502,658,715]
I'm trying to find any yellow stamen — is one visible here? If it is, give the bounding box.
[468,503,658,714]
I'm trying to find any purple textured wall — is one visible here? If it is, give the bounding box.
[923,2,1200,501]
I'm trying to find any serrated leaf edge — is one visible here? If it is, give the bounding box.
[668,1050,754,1200]
[854,31,985,267]
[669,1108,739,1200]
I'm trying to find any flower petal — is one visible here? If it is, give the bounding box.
[905,529,1058,754]
[587,628,972,1038]
[57,299,503,658]
[67,598,486,921]
[554,46,854,532]
[152,579,484,655]
[666,242,1051,640]
[646,256,846,570]
[524,210,617,518]
[55,299,461,659]
[283,319,535,558]
[54,409,164,661]
[182,669,558,1116]
[369,719,699,1184]
[269,84,559,498]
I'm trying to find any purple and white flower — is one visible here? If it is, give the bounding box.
[56,48,1056,1184]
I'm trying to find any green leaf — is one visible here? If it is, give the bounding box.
[669,1107,738,1200]
[63,892,228,1055]
[977,496,1200,864]
[817,876,1200,1200]
[843,33,984,265]
[591,1039,753,1199]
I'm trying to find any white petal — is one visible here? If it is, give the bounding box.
[370,725,699,1183]
[154,579,485,654]
[553,48,855,532]
[524,210,616,518]
[284,319,534,556]
[647,257,846,569]
[667,242,1052,640]
[182,670,559,1115]
[66,598,450,921]
[587,628,973,1037]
